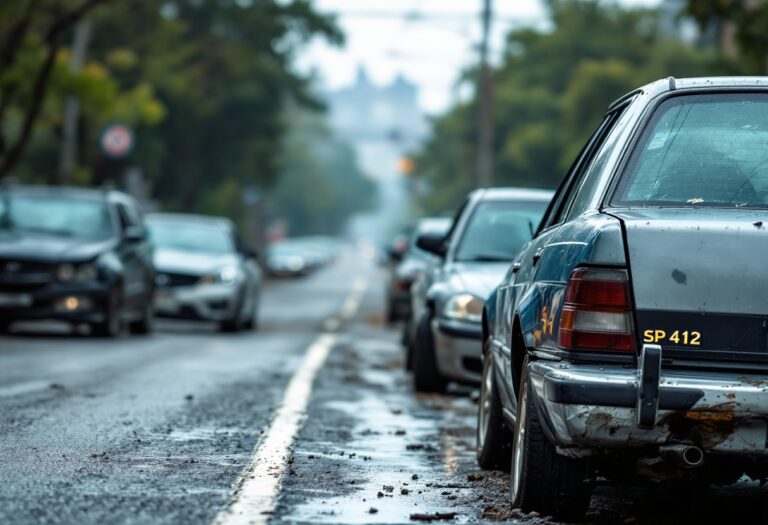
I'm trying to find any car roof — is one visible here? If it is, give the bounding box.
[415,216,452,233]
[146,212,234,229]
[0,184,124,202]
[612,76,768,110]
[470,187,555,203]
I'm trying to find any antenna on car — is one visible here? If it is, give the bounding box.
[667,76,676,91]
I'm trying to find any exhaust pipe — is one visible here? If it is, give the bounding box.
[660,444,705,468]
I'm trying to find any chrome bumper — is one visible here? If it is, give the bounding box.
[154,284,239,321]
[530,345,768,457]
[432,318,482,384]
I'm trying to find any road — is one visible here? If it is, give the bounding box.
[2,247,768,525]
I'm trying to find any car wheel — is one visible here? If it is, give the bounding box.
[386,295,398,324]
[128,300,154,335]
[243,295,259,331]
[93,289,122,338]
[476,337,513,470]
[403,317,413,371]
[510,366,592,521]
[412,312,447,393]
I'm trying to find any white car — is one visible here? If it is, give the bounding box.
[147,213,262,332]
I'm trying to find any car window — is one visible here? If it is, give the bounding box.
[566,106,634,220]
[147,221,236,254]
[454,200,549,262]
[538,112,619,233]
[552,111,624,225]
[613,93,768,208]
[0,194,114,239]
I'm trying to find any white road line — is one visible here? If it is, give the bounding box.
[340,277,368,320]
[213,277,368,525]
[212,334,335,525]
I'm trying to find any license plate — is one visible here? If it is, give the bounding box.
[154,290,177,311]
[0,293,32,307]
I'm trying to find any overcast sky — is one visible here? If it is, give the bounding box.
[297,0,661,114]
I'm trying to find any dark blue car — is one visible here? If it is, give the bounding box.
[477,77,768,520]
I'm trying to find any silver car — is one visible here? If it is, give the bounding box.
[407,188,552,392]
[147,213,262,332]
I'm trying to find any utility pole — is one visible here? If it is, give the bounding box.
[58,19,91,185]
[475,0,493,188]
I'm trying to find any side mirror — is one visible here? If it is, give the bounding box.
[386,245,405,262]
[124,225,146,242]
[416,232,446,257]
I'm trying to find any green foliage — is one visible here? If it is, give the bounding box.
[687,0,768,75]
[1,0,371,235]
[413,0,724,214]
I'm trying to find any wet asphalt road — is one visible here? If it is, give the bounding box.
[2,248,768,525]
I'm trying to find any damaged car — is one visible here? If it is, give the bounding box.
[477,77,768,520]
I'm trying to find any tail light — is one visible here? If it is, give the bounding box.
[558,267,635,353]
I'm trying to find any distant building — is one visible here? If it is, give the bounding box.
[326,67,430,151]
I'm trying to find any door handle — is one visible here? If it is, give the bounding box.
[532,247,544,265]
[511,262,521,273]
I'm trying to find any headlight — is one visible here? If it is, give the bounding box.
[200,265,241,286]
[57,263,99,282]
[442,293,484,323]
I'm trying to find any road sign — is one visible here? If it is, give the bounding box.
[100,123,134,159]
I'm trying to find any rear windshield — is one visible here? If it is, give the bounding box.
[613,93,768,208]
[454,200,548,262]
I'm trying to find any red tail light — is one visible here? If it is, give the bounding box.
[558,267,635,353]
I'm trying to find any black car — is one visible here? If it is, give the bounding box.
[0,185,154,337]
[479,77,768,520]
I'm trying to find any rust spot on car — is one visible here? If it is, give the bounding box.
[739,377,766,388]
[585,412,613,435]
[724,393,736,400]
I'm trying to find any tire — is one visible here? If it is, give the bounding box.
[93,289,122,338]
[128,300,154,335]
[477,337,514,470]
[386,296,398,324]
[243,295,259,331]
[403,317,414,371]
[510,367,592,521]
[412,313,447,393]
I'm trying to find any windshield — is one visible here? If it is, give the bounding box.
[614,93,768,208]
[454,200,548,262]
[0,194,114,239]
[148,221,235,254]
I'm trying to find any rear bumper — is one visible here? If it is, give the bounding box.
[154,284,240,322]
[530,346,768,457]
[432,318,483,384]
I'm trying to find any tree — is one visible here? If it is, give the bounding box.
[0,0,112,176]
[412,0,725,214]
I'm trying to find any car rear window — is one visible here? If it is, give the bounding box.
[613,93,768,208]
[454,200,548,262]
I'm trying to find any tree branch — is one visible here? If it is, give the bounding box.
[0,0,112,176]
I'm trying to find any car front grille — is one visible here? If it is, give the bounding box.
[155,272,200,288]
[0,259,53,286]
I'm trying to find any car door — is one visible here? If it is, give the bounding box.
[115,200,151,310]
[492,109,627,400]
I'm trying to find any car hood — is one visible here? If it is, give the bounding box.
[0,230,114,262]
[154,248,239,276]
[444,262,509,300]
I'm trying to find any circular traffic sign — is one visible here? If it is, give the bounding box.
[100,123,134,159]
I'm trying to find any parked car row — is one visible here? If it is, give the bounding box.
[392,77,768,521]
[0,184,262,336]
